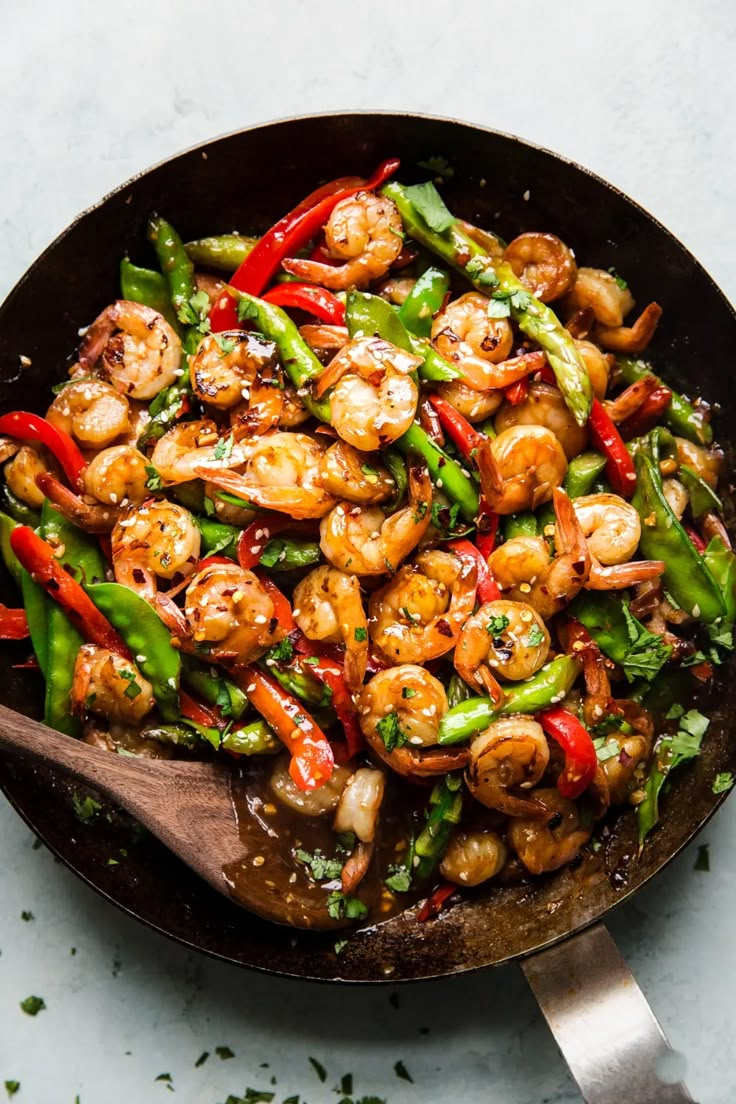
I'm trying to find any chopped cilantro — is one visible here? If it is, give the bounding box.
[326,892,368,921]
[487,287,532,318]
[694,844,710,871]
[236,298,257,324]
[665,703,685,720]
[194,1051,209,1068]
[713,771,735,794]
[203,495,216,517]
[466,256,499,287]
[71,792,102,823]
[216,1046,235,1060]
[526,625,545,648]
[401,606,419,625]
[394,1060,414,1083]
[417,154,455,178]
[385,864,412,893]
[4,1083,20,1098]
[295,848,343,882]
[413,500,429,522]
[268,637,294,663]
[259,539,286,568]
[593,737,621,763]
[214,433,235,462]
[308,1057,327,1083]
[680,709,710,741]
[402,686,416,699]
[620,604,672,682]
[144,465,163,491]
[591,713,624,737]
[404,180,455,232]
[179,289,211,332]
[431,500,462,533]
[376,711,408,752]
[334,939,349,956]
[302,655,319,666]
[486,613,510,636]
[20,995,45,1016]
[337,1074,353,1096]
[354,627,368,643]
[215,334,238,357]
[155,1073,173,1083]
[607,266,628,290]
[20,910,33,922]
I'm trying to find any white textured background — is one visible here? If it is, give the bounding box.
[1,1,735,1102]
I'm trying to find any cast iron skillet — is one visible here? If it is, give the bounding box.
[0,112,734,1098]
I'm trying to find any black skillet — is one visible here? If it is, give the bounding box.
[1,113,734,1103]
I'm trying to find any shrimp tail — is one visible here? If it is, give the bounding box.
[553,487,592,577]
[35,473,118,534]
[586,559,666,590]
[282,256,360,292]
[595,302,662,353]
[475,437,504,503]
[341,841,374,894]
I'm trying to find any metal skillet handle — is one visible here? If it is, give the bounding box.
[521,923,696,1104]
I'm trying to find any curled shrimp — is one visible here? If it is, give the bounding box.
[563,267,634,328]
[455,599,550,693]
[35,473,120,534]
[5,446,57,509]
[46,379,130,449]
[503,232,577,302]
[368,549,477,664]
[282,192,403,290]
[431,292,516,391]
[334,766,386,893]
[299,324,349,355]
[434,378,503,422]
[565,492,664,590]
[197,431,336,519]
[292,565,369,691]
[39,444,151,533]
[358,665,469,777]
[440,830,507,887]
[466,716,550,818]
[72,644,155,725]
[111,500,201,601]
[78,301,182,400]
[278,382,311,428]
[675,438,722,488]
[318,440,394,505]
[595,303,662,353]
[191,330,282,432]
[319,460,432,575]
[270,757,352,816]
[181,562,284,664]
[662,478,688,520]
[602,375,660,423]
[150,420,249,486]
[575,339,611,399]
[476,425,568,514]
[495,382,588,460]
[314,336,420,451]
[508,789,592,873]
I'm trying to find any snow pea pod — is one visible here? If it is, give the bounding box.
[0,511,22,586]
[346,290,460,382]
[501,512,537,541]
[617,357,712,445]
[119,257,181,332]
[86,582,180,721]
[437,654,581,745]
[563,451,607,499]
[703,537,736,622]
[184,234,258,273]
[633,452,725,623]
[394,424,479,522]
[180,655,248,720]
[398,265,450,338]
[148,215,197,328]
[198,517,239,559]
[678,465,721,518]
[21,569,49,678]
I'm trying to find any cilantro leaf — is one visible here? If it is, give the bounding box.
[620,604,672,682]
[215,1046,235,1060]
[71,792,102,823]
[665,703,685,720]
[178,289,211,332]
[431,500,462,534]
[215,334,238,357]
[608,266,628,290]
[486,613,510,636]
[376,711,408,752]
[308,1057,327,1082]
[144,465,163,491]
[20,995,45,1016]
[259,539,285,568]
[295,848,343,882]
[4,1084,20,1099]
[404,181,455,232]
[486,296,511,319]
[591,713,625,737]
[402,686,416,699]
[680,709,710,741]
[354,627,368,642]
[213,433,234,462]
[713,771,734,794]
[267,637,294,663]
[385,864,412,893]
[334,939,349,956]
[326,892,368,920]
[465,256,499,287]
[526,625,545,648]
[394,1060,414,1083]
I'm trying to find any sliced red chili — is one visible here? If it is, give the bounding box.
[262,283,345,326]
[417,882,456,922]
[538,706,598,800]
[0,411,87,489]
[587,399,637,498]
[0,605,30,639]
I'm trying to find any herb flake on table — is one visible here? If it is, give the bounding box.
[19,995,45,1016]
[216,1046,236,1060]
[713,771,734,794]
[4,1083,20,1099]
[194,1051,209,1068]
[394,1060,414,1083]
[308,1057,327,1082]
[20,910,33,922]
[694,844,710,871]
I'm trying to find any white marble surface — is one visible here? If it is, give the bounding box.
[1,1,735,1101]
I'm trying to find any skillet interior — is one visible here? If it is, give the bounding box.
[0,112,734,982]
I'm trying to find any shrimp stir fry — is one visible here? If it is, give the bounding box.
[6,159,724,931]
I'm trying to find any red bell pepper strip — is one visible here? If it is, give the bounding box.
[417,882,456,922]
[197,554,236,571]
[180,689,223,729]
[210,158,400,331]
[0,605,30,639]
[255,572,296,632]
[475,498,499,561]
[618,384,673,440]
[262,283,346,326]
[587,399,637,498]
[9,526,132,659]
[538,706,598,800]
[686,526,707,554]
[428,395,483,461]
[237,516,315,571]
[446,538,500,604]
[306,656,365,759]
[0,411,86,489]
[237,665,334,791]
[504,377,530,405]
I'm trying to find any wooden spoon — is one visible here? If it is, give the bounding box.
[0,703,345,930]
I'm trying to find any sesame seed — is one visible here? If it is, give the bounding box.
[523,190,530,201]
[519,582,531,593]
[136,654,147,663]
[292,608,301,618]
[254,614,268,624]
[252,855,265,867]
[19,355,32,367]
[246,683,256,692]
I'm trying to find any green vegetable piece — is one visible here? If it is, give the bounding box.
[564,452,607,499]
[184,233,258,272]
[637,711,709,844]
[571,591,672,682]
[678,465,722,518]
[376,710,407,751]
[502,512,538,540]
[414,774,463,879]
[147,214,198,329]
[86,583,181,721]
[197,516,239,559]
[404,181,456,232]
[21,569,49,677]
[394,423,479,522]
[20,995,46,1016]
[398,265,450,338]
[119,257,181,331]
[266,660,330,708]
[180,655,248,719]
[346,290,459,382]
[0,511,22,586]
[259,537,321,572]
[633,452,725,623]
[4,1081,20,1097]
[447,672,472,710]
[618,356,712,444]
[438,654,581,744]
[326,892,368,920]
[383,447,407,510]
[713,772,734,794]
[137,376,193,448]
[0,484,41,526]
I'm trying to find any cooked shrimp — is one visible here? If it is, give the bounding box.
[457,219,505,259]
[455,600,550,692]
[439,830,507,887]
[489,488,591,618]
[314,336,420,451]
[78,301,181,400]
[476,425,568,514]
[674,437,722,488]
[181,562,284,663]
[333,767,385,843]
[4,446,57,509]
[299,324,349,355]
[466,716,550,818]
[503,232,577,302]
[71,644,155,725]
[292,565,369,691]
[508,789,592,873]
[495,382,588,460]
[278,382,311,428]
[603,375,660,423]
[46,379,130,449]
[563,267,635,328]
[320,461,432,575]
[198,432,336,519]
[434,378,503,422]
[190,330,278,409]
[358,664,468,777]
[83,444,150,506]
[575,339,611,400]
[111,500,201,601]
[376,276,415,305]
[595,303,662,353]
[662,478,688,520]
[270,756,352,816]
[150,419,248,486]
[431,292,515,391]
[0,437,20,465]
[35,473,120,534]
[368,550,477,664]
[281,192,404,290]
[318,441,394,505]
[564,493,640,565]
